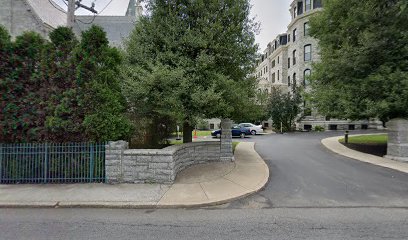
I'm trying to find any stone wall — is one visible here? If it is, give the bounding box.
[105,141,230,184]
[385,118,408,162]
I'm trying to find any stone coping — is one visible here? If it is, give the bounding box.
[123,141,221,155]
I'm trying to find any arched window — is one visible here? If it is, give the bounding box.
[304,69,311,87]
[293,29,297,42]
[293,50,297,65]
[288,76,291,87]
[304,44,312,61]
[293,73,297,87]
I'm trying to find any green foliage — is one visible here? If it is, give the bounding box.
[268,87,303,132]
[122,0,259,144]
[1,26,132,143]
[309,0,408,120]
[339,134,388,144]
[196,119,209,130]
[314,125,325,132]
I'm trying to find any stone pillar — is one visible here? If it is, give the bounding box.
[105,141,128,183]
[385,118,408,162]
[220,118,234,162]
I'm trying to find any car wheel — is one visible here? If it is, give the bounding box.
[240,133,245,138]
[251,130,256,135]
[216,133,221,138]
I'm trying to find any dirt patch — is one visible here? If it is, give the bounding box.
[341,143,387,157]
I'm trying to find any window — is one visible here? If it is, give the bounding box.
[305,0,311,12]
[278,70,280,81]
[288,58,291,68]
[304,22,310,36]
[304,44,312,61]
[288,76,291,86]
[293,73,297,87]
[293,29,297,42]
[288,34,291,42]
[272,60,276,68]
[314,0,323,8]
[293,50,296,65]
[278,56,280,64]
[272,73,276,83]
[266,66,268,72]
[293,7,297,18]
[297,1,304,15]
[304,69,311,87]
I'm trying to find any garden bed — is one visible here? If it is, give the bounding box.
[339,134,388,157]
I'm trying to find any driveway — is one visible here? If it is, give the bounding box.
[225,130,408,208]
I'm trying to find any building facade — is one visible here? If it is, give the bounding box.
[0,0,66,39]
[256,0,379,131]
[0,0,141,47]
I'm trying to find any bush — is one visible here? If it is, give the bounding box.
[314,125,325,132]
[196,119,209,130]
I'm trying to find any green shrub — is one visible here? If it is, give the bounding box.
[314,125,325,132]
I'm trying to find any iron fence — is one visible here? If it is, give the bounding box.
[0,142,106,184]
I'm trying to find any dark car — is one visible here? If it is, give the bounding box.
[211,125,251,138]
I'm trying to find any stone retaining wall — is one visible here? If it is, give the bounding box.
[105,141,231,184]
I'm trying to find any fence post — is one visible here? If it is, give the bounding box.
[0,144,3,183]
[44,143,48,183]
[89,143,94,182]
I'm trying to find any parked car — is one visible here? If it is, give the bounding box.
[211,125,251,138]
[238,123,264,135]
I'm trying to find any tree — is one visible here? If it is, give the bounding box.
[309,0,408,121]
[0,30,47,142]
[122,0,259,144]
[0,26,133,143]
[268,87,302,132]
[76,25,133,142]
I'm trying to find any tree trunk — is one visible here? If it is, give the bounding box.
[183,121,193,143]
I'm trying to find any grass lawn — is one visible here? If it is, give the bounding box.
[193,130,213,137]
[232,142,239,152]
[172,130,213,138]
[339,134,388,144]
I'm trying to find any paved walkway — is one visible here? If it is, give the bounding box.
[322,135,408,174]
[0,142,269,208]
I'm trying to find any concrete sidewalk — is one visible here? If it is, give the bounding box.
[0,142,269,208]
[322,135,408,174]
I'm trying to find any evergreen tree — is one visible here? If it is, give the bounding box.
[122,0,259,144]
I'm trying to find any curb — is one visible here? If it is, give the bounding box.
[321,134,408,174]
[0,143,269,209]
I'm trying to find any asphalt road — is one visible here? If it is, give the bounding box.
[227,130,408,208]
[1,131,408,240]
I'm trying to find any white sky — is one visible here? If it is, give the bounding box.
[53,0,292,52]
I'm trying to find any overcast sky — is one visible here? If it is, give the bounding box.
[54,0,292,52]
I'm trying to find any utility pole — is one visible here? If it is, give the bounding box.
[67,0,76,28]
[65,0,98,28]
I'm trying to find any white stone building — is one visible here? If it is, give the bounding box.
[257,0,379,131]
